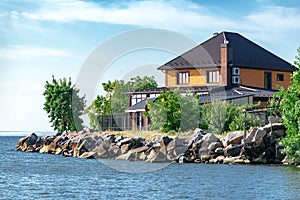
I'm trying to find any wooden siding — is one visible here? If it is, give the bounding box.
[240,68,291,90]
[165,68,220,87]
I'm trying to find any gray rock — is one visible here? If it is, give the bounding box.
[224,144,243,157]
[252,129,267,143]
[146,150,168,163]
[223,132,244,147]
[208,142,223,152]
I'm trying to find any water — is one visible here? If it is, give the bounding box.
[0,136,299,199]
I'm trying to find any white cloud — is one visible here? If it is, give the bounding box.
[245,6,300,31]
[18,0,236,30]
[0,45,71,59]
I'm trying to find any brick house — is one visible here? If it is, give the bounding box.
[124,31,296,130]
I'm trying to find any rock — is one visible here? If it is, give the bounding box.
[26,145,36,152]
[167,138,190,160]
[252,154,268,164]
[200,154,211,162]
[223,156,242,164]
[268,116,281,124]
[245,128,257,143]
[224,144,243,157]
[173,146,189,157]
[270,130,285,139]
[93,144,109,159]
[146,150,168,163]
[223,132,244,147]
[138,152,148,161]
[275,142,285,161]
[262,123,285,133]
[178,155,189,163]
[79,136,98,151]
[79,152,96,159]
[214,147,224,155]
[121,143,134,153]
[17,136,29,150]
[116,152,137,161]
[146,141,154,147]
[26,133,38,146]
[107,145,121,158]
[252,129,267,144]
[129,146,149,154]
[62,149,72,157]
[208,142,223,152]
[194,128,206,135]
[103,134,116,143]
[115,135,124,143]
[202,133,220,144]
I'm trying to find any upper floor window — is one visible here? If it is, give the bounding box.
[176,71,189,84]
[277,74,284,81]
[207,70,220,83]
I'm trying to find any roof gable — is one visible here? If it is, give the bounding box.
[158,31,295,72]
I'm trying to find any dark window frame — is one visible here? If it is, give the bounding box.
[176,71,190,85]
[206,70,220,83]
[277,73,284,81]
[264,71,272,90]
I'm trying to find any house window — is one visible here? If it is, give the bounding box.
[176,71,189,84]
[207,70,220,83]
[277,74,284,81]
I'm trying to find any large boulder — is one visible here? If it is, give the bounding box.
[146,150,168,163]
[252,128,267,144]
[167,138,190,160]
[202,133,220,144]
[198,133,220,155]
[116,152,137,161]
[26,133,38,146]
[223,132,244,147]
[224,144,243,157]
[93,144,109,159]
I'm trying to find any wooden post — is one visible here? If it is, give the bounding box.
[243,108,247,144]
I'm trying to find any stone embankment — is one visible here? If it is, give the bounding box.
[17,123,287,164]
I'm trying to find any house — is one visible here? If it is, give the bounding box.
[123,31,296,130]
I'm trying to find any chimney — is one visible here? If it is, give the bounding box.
[213,32,218,37]
[220,40,232,87]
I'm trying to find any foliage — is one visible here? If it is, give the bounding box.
[83,95,110,130]
[85,76,158,129]
[146,89,199,132]
[43,76,85,132]
[228,104,261,131]
[200,101,260,134]
[275,69,300,162]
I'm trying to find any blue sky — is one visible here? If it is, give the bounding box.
[1,0,300,132]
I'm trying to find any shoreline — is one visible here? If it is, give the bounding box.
[16,123,298,166]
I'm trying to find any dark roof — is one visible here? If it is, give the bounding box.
[233,86,275,98]
[199,90,251,104]
[126,86,275,110]
[126,97,156,112]
[124,85,226,95]
[158,31,295,72]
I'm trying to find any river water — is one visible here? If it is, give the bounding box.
[0,136,299,199]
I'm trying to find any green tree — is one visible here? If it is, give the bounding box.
[275,50,300,162]
[146,89,199,132]
[85,76,158,129]
[43,76,85,132]
[200,102,260,134]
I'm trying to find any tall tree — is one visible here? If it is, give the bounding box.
[43,76,85,132]
[275,48,300,163]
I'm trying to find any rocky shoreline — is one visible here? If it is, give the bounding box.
[17,123,291,165]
